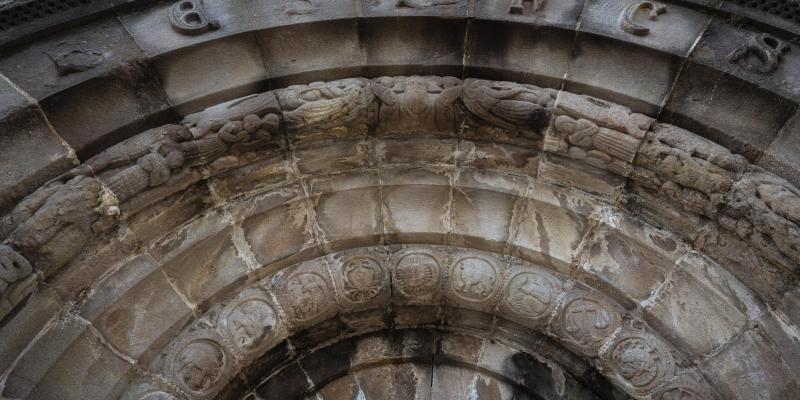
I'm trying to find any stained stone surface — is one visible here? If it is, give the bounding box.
[0,2,799,400]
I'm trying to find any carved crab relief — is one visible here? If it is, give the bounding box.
[372,76,463,136]
[341,256,385,302]
[601,329,675,395]
[167,337,230,396]
[283,272,332,323]
[728,33,789,73]
[503,270,559,321]
[555,291,621,355]
[394,252,442,298]
[218,289,281,355]
[449,256,499,302]
[619,1,667,36]
[169,0,220,35]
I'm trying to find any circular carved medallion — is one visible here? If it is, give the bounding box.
[504,271,558,319]
[395,252,440,297]
[169,338,227,395]
[561,296,620,350]
[450,257,498,302]
[220,298,278,353]
[285,272,330,323]
[603,332,674,393]
[342,256,384,302]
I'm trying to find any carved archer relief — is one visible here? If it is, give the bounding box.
[728,33,789,73]
[620,1,667,36]
[372,76,463,136]
[169,0,220,35]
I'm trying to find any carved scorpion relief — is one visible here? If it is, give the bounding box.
[341,256,385,303]
[728,33,789,73]
[395,252,441,298]
[449,257,499,302]
[509,0,545,15]
[620,1,667,36]
[169,0,220,35]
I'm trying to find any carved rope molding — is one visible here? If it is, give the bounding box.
[0,75,798,323]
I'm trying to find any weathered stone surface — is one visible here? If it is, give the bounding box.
[759,110,800,188]
[381,167,451,244]
[308,171,382,250]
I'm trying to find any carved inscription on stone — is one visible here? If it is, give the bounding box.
[619,1,667,36]
[449,257,498,302]
[509,0,545,15]
[601,331,674,394]
[728,33,789,73]
[284,272,331,323]
[555,291,621,354]
[342,256,384,302]
[395,252,441,297]
[168,338,228,396]
[372,76,463,135]
[503,271,558,320]
[169,0,220,35]
[219,290,279,354]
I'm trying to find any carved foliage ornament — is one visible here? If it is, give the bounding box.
[728,33,789,73]
[169,0,220,35]
[620,1,667,36]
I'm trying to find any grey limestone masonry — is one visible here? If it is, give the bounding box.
[1,1,800,400]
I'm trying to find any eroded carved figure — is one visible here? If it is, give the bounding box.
[396,0,460,7]
[544,93,653,176]
[632,124,749,216]
[0,245,35,320]
[372,76,463,135]
[169,338,227,395]
[277,78,371,138]
[721,169,800,272]
[463,78,556,137]
[45,43,104,75]
[0,176,118,276]
[284,272,331,322]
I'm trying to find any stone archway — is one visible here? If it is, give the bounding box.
[1,2,800,400]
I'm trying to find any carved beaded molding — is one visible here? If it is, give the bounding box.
[1,76,799,399]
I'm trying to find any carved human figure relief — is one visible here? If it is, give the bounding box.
[557,293,621,354]
[450,257,498,301]
[341,256,384,302]
[728,33,789,73]
[169,0,220,35]
[601,330,675,395]
[504,271,558,319]
[169,338,228,395]
[395,252,441,297]
[284,272,331,322]
[219,296,278,354]
[372,76,463,135]
[619,1,667,36]
[509,0,545,15]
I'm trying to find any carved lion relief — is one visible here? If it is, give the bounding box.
[448,256,500,302]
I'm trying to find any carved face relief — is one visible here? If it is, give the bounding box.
[450,257,498,302]
[342,256,384,302]
[285,272,330,322]
[504,271,558,320]
[172,339,227,394]
[560,297,620,351]
[222,298,277,353]
[395,252,441,297]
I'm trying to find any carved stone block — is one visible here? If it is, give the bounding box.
[372,76,463,137]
